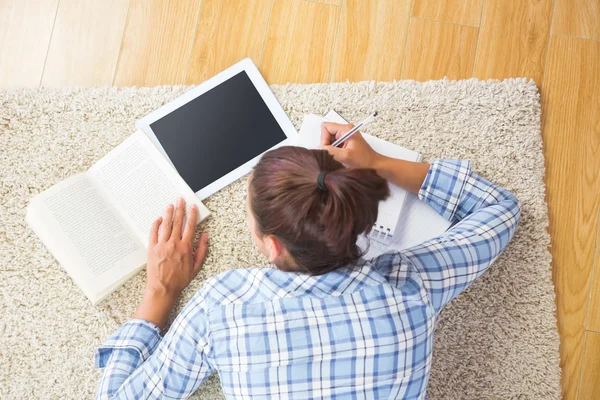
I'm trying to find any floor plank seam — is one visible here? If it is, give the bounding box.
[410,14,480,29]
[552,32,600,43]
[540,0,556,89]
[38,0,62,87]
[258,0,276,71]
[326,0,344,82]
[399,0,416,79]
[302,0,342,7]
[583,209,600,329]
[470,0,486,76]
[575,331,589,400]
[183,0,204,84]
[110,0,132,87]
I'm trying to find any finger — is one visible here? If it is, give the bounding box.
[323,145,347,162]
[149,216,162,246]
[320,122,337,146]
[182,204,199,243]
[193,233,209,274]
[340,124,357,141]
[331,123,354,140]
[171,198,186,239]
[160,203,174,241]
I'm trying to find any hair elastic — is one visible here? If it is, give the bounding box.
[317,171,329,191]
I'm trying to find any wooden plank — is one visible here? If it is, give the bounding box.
[553,0,600,41]
[187,0,272,84]
[260,0,339,84]
[473,0,552,87]
[541,35,600,400]
[412,0,483,27]
[41,0,129,87]
[113,0,202,86]
[400,18,478,81]
[0,0,59,87]
[586,210,600,332]
[330,0,411,82]
[578,331,600,400]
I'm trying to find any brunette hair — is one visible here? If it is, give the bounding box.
[249,146,390,275]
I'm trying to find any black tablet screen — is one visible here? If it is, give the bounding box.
[150,71,287,193]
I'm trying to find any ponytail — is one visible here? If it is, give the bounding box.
[249,146,390,274]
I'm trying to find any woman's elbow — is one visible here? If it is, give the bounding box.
[505,192,522,235]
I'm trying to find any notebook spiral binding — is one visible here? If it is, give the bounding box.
[369,223,394,245]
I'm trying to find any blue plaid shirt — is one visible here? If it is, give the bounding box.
[95,160,521,399]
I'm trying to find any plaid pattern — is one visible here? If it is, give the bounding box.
[95,160,521,399]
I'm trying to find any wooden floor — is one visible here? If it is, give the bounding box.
[1,0,599,397]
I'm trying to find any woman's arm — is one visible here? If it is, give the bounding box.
[322,123,521,313]
[95,198,211,399]
[397,160,520,311]
[320,122,430,193]
[95,291,213,399]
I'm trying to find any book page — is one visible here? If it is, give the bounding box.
[88,130,210,245]
[27,174,147,301]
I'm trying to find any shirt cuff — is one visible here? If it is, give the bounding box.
[94,319,163,369]
[418,159,471,222]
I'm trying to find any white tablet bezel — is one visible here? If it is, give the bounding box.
[136,58,297,200]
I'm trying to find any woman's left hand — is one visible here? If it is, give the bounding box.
[146,197,208,297]
[132,198,208,329]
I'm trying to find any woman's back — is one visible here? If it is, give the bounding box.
[187,256,435,399]
[194,260,433,399]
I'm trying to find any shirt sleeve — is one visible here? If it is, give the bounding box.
[380,159,521,313]
[95,290,213,399]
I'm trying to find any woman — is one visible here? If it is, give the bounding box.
[95,122,520,399]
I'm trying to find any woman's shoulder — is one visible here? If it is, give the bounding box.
[203,267,292,306]
[206,266,282,283]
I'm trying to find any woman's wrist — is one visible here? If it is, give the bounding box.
[371,154,430,194]
[131,287,179,330]
[370,153,392,177]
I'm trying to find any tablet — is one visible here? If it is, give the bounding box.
[136,58,297,200]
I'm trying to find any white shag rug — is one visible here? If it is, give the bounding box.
[0,80,561,399]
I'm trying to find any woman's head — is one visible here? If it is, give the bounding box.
[247,146,390,275]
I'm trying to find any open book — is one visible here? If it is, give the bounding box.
[297,111,451,259]
[26,130,210,305]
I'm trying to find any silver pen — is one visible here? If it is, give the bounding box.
[331,111,378,147]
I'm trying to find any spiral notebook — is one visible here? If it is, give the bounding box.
[296,111,421,245]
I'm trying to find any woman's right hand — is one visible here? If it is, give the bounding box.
[319,122,383,170]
